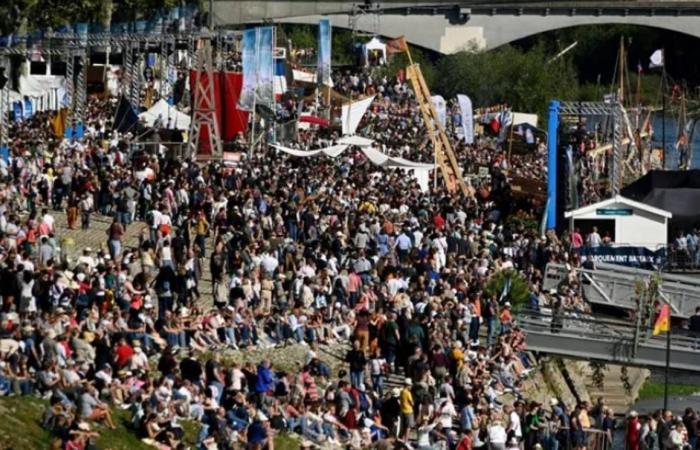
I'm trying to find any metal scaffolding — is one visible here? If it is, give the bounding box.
[188,36,222,160]
[349,2,381,38]
[557,100,625,196]
[0,57,9,147]
[0,28,243,148]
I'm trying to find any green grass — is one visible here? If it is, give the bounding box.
[274,433,301,450]
[0,396,198,450]
[638,382,700,401]
[0,395,298,450]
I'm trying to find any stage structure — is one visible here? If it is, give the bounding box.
[546,100,625,230]
[0,25,243,150]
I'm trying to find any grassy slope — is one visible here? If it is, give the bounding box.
[0,396,298,450]
[637,382,700,401]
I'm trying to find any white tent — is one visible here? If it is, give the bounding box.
[362,38,386,66]
[138,99,191,130]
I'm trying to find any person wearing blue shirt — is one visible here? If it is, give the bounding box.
[247,412,270,447]
[460,401,475,431]
[255,359,274,405]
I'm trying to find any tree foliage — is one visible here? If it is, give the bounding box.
[484,268,531,311]
[0,0,186,34]
[433,44,579,118]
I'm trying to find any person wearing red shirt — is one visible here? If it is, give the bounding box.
[114,337,134,369]
[571,227,583,249]
[457,429,473,450]
[433,212,445,230]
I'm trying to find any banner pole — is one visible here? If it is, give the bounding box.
[249,92,256,159]
[663,319,671,411]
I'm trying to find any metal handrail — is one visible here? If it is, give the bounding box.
[518,310,700,351]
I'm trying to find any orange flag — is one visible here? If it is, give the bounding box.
[653,303,670,336]
[386,36,408,54]
[51,108,67,138]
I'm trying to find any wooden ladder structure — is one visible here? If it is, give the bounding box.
[399,43,471,196]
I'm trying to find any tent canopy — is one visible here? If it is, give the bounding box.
[362,37,386,65]
[138,99,191,130]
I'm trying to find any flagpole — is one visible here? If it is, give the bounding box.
[662,48,666,170]
[663,319,671,411]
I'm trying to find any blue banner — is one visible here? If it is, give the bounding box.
[239,28,257,111]
[23,97,33,119]
[12,101,22,122]
[578,246,666,269]
[317,19,332,85]
[256,26,274,108]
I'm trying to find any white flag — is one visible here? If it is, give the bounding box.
[431,95,447,128]
[457,94,474,144]
[649,49,664,68]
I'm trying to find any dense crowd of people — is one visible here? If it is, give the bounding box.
[0,53,692,450]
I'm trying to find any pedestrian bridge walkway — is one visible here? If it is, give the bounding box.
[519,311,700,372]
[543,262,700,318]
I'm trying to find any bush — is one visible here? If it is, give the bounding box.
[484,268,531,311]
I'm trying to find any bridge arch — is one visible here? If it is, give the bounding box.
[274,13,700,53]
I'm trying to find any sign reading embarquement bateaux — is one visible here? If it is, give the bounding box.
[578,246,666,269]
[596,208,633,216]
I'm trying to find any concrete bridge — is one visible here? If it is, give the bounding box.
[212,1,700,52]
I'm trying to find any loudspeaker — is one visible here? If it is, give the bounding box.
[51,61,67,76]
[30,61,47,75]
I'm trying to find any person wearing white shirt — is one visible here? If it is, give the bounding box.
[260,252,279,275]
[437,396,457,430]
[130,346,149,371]
[416,417,439,450]
[586,227,602,248]
[488,419,508,450]
[507,404,522,442]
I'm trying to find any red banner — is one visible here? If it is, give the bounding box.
[221,72,249,141]
[189,71,249,154]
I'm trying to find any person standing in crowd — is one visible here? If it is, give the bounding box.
[400,377,415,442]
[586,227,602,248]
[0,60,693,450]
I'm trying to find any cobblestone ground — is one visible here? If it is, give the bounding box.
[52,211,214,300]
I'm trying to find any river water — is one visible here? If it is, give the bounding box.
[650,113,700,170]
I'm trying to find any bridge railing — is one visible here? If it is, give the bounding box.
[543,261,700,318]
[541,426,611,450]
[518,309,700,351]
[660,242,700,271]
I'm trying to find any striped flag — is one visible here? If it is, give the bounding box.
[273,58,287,101]
[653,303,670,336]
